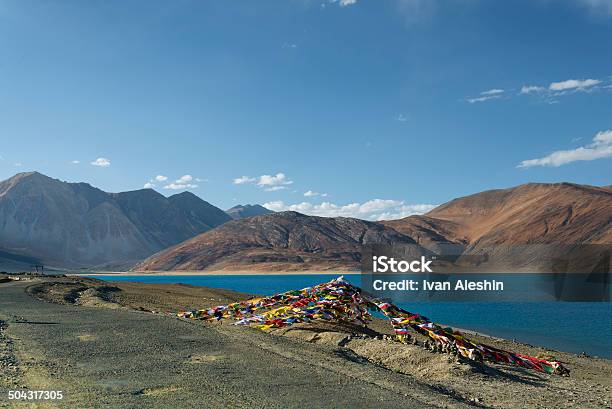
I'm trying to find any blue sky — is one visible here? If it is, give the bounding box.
[0,0,611,220]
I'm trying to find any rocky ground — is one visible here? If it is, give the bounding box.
[1,273,610,408]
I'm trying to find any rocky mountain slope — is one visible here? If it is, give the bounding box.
[134,211,417,271]
[384,183,611,270]
[0,172,231,268]
[385,183,611,247]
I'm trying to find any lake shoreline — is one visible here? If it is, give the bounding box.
[70,270,362,277]
[80,273,612,360]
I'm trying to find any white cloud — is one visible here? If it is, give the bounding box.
[14,162,22,167]
[263,199,436,221]
[164,182,198,190]
[234,172,294,192]
[520,85,545,94]
[469,77,609,103]
[593,129,612,144]
[549,79,601,92]
[257,172,293,188]
[91,157,111,167]
[467,88,505,103]
[518,130,612,168]
[163,174,198,190]
[481,89,504,95]
[304,190,328,197]
[71,160,80,164]
[467,95,501,103]
[374,204,439,220]
[233,176,256,185]
[397,114,408,122]
[329,0,357,6]
[143,175,173,189]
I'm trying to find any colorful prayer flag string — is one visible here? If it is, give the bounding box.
[179,276,569,375]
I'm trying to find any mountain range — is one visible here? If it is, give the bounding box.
[137,182,611,272]
[0,172,609,272]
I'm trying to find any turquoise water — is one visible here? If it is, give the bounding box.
[87,274,612,359]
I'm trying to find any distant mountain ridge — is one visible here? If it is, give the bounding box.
[226,204,273,219]
[0,172,231,268]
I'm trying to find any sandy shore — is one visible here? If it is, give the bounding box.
[1,273,611,408]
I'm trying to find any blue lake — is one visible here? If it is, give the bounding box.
[87,274,612,359]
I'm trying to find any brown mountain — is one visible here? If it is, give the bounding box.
[385,183,611,246]
[383,183,611,270]
[134,211,416,272]
[0,172,231,269]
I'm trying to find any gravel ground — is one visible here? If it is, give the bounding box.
[1,274,610,408]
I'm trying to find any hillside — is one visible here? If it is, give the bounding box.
[134,211,416,271]
[386,183,611,246]
[384,183,611,270]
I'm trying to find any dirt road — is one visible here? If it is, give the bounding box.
[0,278,469,408]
